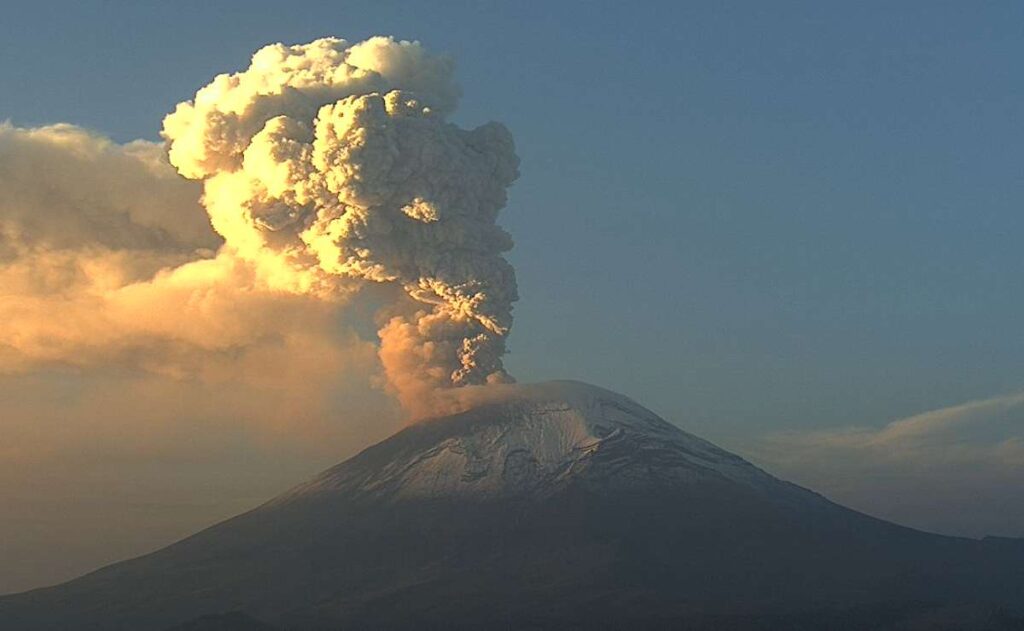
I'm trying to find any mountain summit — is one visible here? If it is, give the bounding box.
[2,381,1023,630]
[276,380,796,503]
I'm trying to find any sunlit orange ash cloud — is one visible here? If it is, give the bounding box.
[162,37,521,415]
[0,37,521,419]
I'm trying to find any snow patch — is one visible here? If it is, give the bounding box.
[282,381,781,502]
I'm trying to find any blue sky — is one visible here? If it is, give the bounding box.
[3,1,1022,439]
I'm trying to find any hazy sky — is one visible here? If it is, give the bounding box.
[2,1,1023,593]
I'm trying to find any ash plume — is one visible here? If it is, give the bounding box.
[162,36,521,413]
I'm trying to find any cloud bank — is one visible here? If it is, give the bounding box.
[0,118,403,594]
[748,392,1024,537]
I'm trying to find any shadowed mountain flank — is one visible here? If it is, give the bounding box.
[2,381,1023,630]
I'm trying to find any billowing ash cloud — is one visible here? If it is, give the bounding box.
[0,36,519,593]
[161,37,520,412]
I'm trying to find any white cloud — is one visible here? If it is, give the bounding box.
[746,392,1024,538]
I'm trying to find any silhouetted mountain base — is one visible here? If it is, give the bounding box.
[163,612,281,631]
[3,382,1023,630]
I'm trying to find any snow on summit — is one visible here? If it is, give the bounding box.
[279,381,787,503]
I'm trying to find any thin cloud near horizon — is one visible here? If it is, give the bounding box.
[745,390,1024,539]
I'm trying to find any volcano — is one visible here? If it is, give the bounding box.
[2,381,1023,630]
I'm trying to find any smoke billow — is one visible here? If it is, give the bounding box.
[161,36,521,414]
[0,36,520,592]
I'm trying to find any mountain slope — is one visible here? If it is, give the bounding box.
[2,381,1023,630]
[277,380,803,502]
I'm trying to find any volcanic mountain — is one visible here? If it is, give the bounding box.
[2,381,1023,630]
